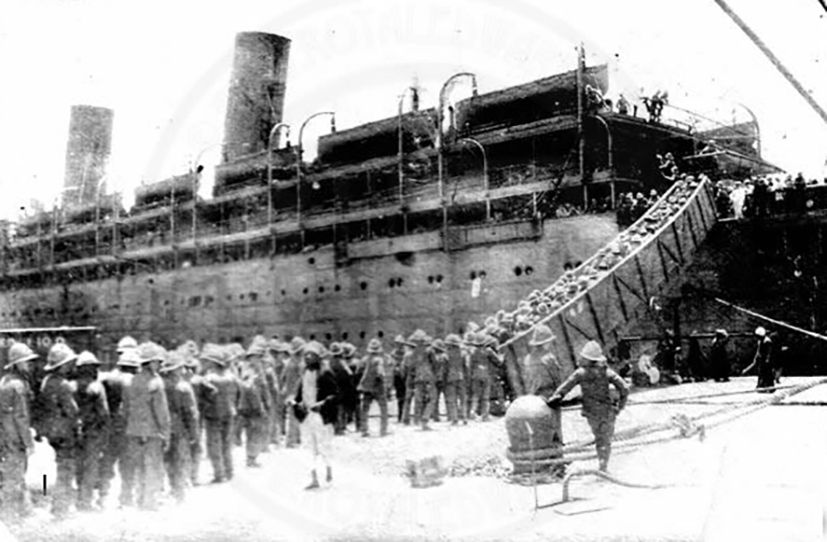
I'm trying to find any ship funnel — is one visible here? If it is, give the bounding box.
[222,32,291,163]
[63,105,114,208]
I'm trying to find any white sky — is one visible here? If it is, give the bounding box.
[0,0,825,220]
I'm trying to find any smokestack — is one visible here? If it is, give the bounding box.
[63,105,114,208]
[222,32,291,163]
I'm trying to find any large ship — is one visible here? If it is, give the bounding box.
[0,32,774,361]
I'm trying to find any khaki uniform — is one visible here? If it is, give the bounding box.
[443,348,468,424]
[122,370,170,509]
[389,348,407,422]
[468,347,501,420]
[239,370,271,462]
[357,354,389,436]
[281,357,303,447]
[99,369,131,504]
[164,376,199,501]
[188,372,211,484]
[74,377,110,509]
[412,348,437,426]
[0,372,34,518]
[202,369,240,481]
[38,374,80,515]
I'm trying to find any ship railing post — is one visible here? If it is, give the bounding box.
[297,111,336,251]
[438,72,477,251]
[459,138,488,221]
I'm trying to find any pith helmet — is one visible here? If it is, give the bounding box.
[408,329,430,344]
[199,343,227,366]
[288,337,306,355]
[579,340,607,364]
[76,351,101,367]
[303,340,324,358]
[529,324,556,346]
[393,334,406,345]
[44,343,78,372]
[137,341,166,364]
[465,332,486,347]
[430,339,446,353]
[5,342,38,370]
[329,342,344,356]
[116,348,142,368]
[466,322,480,333]
[755,326,767,337]
[366,338,383,354]
[117,336,138,354]
[225,343,245,362]
[179,340,199,358]
[246,335,268,358]
[341,342,357,358]
[268,339,289,353]
[160,351,187,374]
[444,334,463,347]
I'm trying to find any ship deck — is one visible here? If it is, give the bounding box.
[9,376,826,541]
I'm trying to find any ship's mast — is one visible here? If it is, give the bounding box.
[711,0,827,126]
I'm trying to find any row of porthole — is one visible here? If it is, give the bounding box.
[514,266,535,277]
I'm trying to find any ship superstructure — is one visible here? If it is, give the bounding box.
[0,33,773,360]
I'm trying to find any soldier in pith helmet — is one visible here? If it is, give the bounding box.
[239,337,272,467]
[281,337,305,447]
[160,351,199,502]
[121,342,170,510]
[408,329,437,430]
[0,342,38,519]
[523,324,565,470]
[342,342,363,432]
[429,339,448,423]
[389,334,408,423]
[38,342,80,517]
[327,342,353,435]
[200,343,241,483]
[466,332,503,422]
[358,338,389,437]
[73,351,110,511]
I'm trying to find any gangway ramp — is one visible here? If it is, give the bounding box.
[502,176,718,374]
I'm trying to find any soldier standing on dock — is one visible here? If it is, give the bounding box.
[523,325,565,462]
[160,351,199,502]
[239,337,272,467]
[548,340,629,472]
[358,338,390,437]
[409,330,437,430]
[741,326,776,391]
[201,343,240,483]
[73,351,110,511]
[0,342,37,520]
[389,335,408,423]
[443,334,468,425]
[282,337,305,447]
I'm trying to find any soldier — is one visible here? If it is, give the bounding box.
[181,343,208,486]
[267,339,289,446]
[37,342,80,517]
[160,351,199,502]
[291,341,339,490]
[327,343,353,435]
[73,351,110,511]
[400,335,417,425]
[495,313,525,399]
[121,342,170,510]
[741,326,776,391]
[467,332,503,421]
[225,343,246,447]
[443,334,468,425]
[0,342,37,520]
[548,340,629,472]
[281,337,305,448]
[523,325,565,471]
[343,342,363,432]
[201,343,241,483]
[358,338,389,437]
[430,339,447,423]
[260,338,281,449]
[100,345,140,508]
[389,335,408,423]
[408,329,437,430]
[239,336,272,467]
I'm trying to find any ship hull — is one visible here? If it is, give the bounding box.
[0,214,617,358]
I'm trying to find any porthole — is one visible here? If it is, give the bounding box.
[281,289,286,296]
[342,332,349,340]
[435,275,443,283]
[514,266,523,277]
[308,257,316,265]
[334,284,341,292]
[360,281,368,290]
[427,276,434,284]
[302,287,309,295]
[470,271,477,280]
[318,286,324,293]
[479,271,487,279]
[325,333,332,341]
[309,334,316,340]
[378,330,384,338]
[397,278,404,287]
[525,266,534,276]
[359,331,366,339]
[388,278,395,288]
[240,294,246,300]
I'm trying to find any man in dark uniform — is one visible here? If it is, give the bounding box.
[358,338,389,437]
[710,329,731,382]
[389,335,408,423]
[409,330,437,430]
[467,332,503,421]
[495,313,524,399]
[429,339,447,423]
[741,326,775,391]
[343,342,363,432]
[161,351,199,502]
[73,351,110,511]
[281,337,305,447]
[37,342,80,517]
[327,343,352,435]
[0,342,37,520]
[549,340,629,472]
